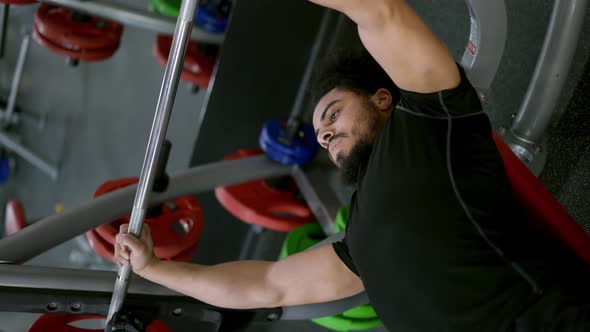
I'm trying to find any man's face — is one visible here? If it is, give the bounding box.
[312,88,388,168]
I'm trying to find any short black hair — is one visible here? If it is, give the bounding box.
[310,48,401,105]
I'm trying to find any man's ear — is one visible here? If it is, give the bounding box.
[371,88,393,112]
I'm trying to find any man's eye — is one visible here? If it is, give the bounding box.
[330,111,339,122]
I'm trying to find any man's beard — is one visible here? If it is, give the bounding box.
[338,140,374,185]
[334,98,380,185]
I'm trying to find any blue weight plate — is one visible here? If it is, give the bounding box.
[261,142,302,165]
[263,119,318,158]
[0,158,10,185]
[195,1,230,34]
[259,118,318,165]
[259,119,316,164]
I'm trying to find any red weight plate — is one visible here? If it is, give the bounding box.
[493,133,590,265]
[85,228,114,262]
[86,227,197,263]
[0,0,36,4]
[214,149,314,232]
[34,3,122,50]
[153,34,216,89]
[33,25,118,62]
[93,207,202,260]
[92,178,203,260]
[93,199,203,258]
[28,314,171,332]
[4,199,26,236]
[166,240,199,261]
[148,197,203,257]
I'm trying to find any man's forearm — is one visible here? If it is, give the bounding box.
[137,260,281,309]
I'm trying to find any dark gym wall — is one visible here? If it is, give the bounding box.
[189,0,326,265]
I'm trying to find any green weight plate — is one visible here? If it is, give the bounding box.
[333,205,350,233]
[279,213,381,331]
[312,313,381,331]
[148,0,180,17]
[279,222,323,259]
[341,304,378,319]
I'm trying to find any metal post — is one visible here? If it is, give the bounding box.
[500,0,588,175]
[285,9,335,136]
[106,0,199,325]
[292,163,341,235]
[4,34,30,124]
[0,4,8,59]
[0,240,369,321]
[238,224,265,260]
[237,10,337,260]
[283,9,338,238]
[0,130,58,180]
[0,34,58,180]
[0,156,291,264]
[0,264,179,296]
[42,0,223,45]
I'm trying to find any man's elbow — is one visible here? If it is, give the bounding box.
[308,0,403,28]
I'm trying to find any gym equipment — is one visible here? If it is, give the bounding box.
[4,199,25,236]
[0,0,35,5]
[28,314,171,332]
[247,10,333,262]
[105,0,201,326]
[259,118,317,165]
[0,0,36,58]
[312,306,380,332]
[257,10,335,166]
[4,128,583,325]
[148,0,181,17]
[87,178,203,263]
[216,148,314,260]
[0,4,6,58]
[149,0,230,33]
[148,0,221,90]
[0,155,292,263]
[215,149,314,232]
[194,0,230,34]
[492,133,590,265]
[0,155,10,184]
[33,3,123,63]
[279,207,381,331]
[333,205,349,233]
[0,0,587,330]
[497,0,588,175]
[153,34,217,90]
[86,226,197,264]
[4,0,223,44]
[458,1,588,174]
[0,34,58,180]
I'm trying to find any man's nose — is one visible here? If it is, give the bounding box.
[318,130,333,148]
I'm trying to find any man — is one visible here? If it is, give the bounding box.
[115,0,590,331]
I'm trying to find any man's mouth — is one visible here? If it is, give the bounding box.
[329,140,340,159]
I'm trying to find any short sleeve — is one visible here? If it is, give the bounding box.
[397,64,483,118]
[332,240,360,277]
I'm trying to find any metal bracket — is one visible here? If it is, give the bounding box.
[0,34,59,180]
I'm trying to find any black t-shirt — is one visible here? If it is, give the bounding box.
[333,66,590,332]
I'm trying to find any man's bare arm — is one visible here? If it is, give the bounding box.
[116,227,364,309]
[309,0,460,93]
